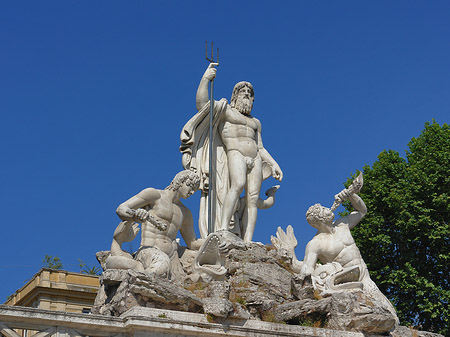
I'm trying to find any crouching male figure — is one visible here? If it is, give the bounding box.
[112,170,203,280]
[300,188,398,321]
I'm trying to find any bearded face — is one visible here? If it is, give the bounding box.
[231,82,254,116]
[234,95,253,115]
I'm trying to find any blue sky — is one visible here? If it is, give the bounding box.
[1,1,449,301]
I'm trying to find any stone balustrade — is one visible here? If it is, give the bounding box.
[0,304,387,337]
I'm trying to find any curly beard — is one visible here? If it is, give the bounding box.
[233,97,253,115]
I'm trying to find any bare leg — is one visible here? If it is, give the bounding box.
[219,150,247,231]
[242,158,262,242]
[135,247,171,278]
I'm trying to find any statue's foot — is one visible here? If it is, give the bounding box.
[215,229,246,251]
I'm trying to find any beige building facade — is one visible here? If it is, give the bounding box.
[4,268,99,314]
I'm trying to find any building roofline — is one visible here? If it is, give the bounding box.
[4,268,99,306]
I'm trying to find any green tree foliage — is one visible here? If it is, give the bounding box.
[78,259,102,275]
[42,255,63,270]
[343,121,450,336]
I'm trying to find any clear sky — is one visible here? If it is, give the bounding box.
[1,1,449,302]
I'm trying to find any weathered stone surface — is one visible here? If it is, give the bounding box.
[92,244,442,337]
[227,243,294,300]
[275,291,396,334]
[3,304,418,337]
[96,250,110,270]
[92,269,202,316]
[274,298,332,325]
[229,303,252,320]
[202,297,234,318]
[207,280,231,297]
[224,242,295,318]
[390,326,444,337]
[291,275,315,300]
[202,280,234,317]
[327,292,396,334]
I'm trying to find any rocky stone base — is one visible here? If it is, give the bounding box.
[274,290,396,334]
[92,269,203,316]
[93,242,439,336]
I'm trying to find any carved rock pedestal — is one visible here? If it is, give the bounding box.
[93,243,418,336]
[275,290,396,334]
[92,269,203,316]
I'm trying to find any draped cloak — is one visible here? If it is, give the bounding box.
[180,99,273,239]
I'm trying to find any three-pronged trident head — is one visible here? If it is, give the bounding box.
[206,40,219,65]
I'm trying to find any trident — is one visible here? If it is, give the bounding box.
[205,41,219,235]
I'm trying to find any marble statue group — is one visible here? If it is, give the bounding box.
[105,64,283,281]
[95,61,400,331]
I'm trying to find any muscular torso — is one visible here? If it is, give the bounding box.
[219,106,260,158]
[140,192,187,256]
[313,225,364,269]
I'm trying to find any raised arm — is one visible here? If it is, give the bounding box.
[334,190,367,229]
[255,119,283,181]
[196,63,217,111]
[116,188,161,222]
